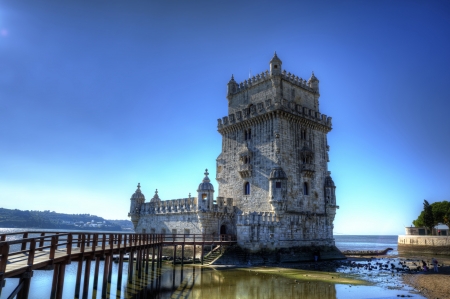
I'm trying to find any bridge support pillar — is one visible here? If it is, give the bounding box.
[82,258,92,299]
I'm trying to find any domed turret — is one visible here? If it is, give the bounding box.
[131,183,145,201]
[197,169,215,210]
[150,189,161,203]
[269,52,282,76]
[308,71,319,92]
[227,74,238,98]
[324,172,336,206]
[129,183,145,230]
[198,169,214,191]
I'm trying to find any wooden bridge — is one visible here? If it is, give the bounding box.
[0,231,236,299]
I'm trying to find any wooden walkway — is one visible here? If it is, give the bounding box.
[0,231,236,299]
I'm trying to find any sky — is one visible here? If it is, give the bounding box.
[1,0,449,235]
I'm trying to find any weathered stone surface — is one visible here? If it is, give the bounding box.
[129,53,339,253]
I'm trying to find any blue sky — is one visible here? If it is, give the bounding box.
[1,0,449,235]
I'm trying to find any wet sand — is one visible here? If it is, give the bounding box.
[343,254,450,299]
[400,256,450,299]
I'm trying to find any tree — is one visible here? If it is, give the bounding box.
[422,200,435,235]
[413,200,450,232]
[431,201,450,229]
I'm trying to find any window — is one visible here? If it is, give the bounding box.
[161,228,166,234]
[184,229,190,235]
[202,193,207,200]
[274,65,278,69]
[301,129,307,140]
[244,182,250,195]
[303,182,309,195]
[172,229,177,235]
[244,128,252,140]
[276,182,281,188]
[151,228,156,233]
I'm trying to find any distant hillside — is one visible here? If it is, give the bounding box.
[0,208,133,231]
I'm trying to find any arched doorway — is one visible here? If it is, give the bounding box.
[220,224,227,235]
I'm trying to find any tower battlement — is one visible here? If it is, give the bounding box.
[228,69,316,97]
[217,98,332,132]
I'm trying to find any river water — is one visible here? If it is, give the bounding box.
[0,229,423,299]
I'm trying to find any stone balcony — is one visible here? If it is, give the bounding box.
[238,164,252,178]
[300,163,315,177]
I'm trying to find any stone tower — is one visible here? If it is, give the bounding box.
[217,52,338,251]
[129,53,340,258]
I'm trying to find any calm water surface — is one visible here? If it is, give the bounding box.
[0,229,421,298]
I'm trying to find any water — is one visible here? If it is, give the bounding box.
[334,235,399,255]
[0,229,422,299]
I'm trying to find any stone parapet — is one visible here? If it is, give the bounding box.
[217,98,332,133]
[141,197,197,214]
[398,235,450,255]
[228,69,315,96]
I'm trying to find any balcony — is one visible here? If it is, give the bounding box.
[238,164,252,178]
[301,163,315,177]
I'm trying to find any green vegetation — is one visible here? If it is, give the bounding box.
[0,208,133,231]
[412,200,450,234]
[237,267,369,285]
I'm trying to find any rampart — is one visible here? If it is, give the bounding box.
[398,235,450,256]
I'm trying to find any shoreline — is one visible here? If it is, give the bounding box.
[207,254,450,299]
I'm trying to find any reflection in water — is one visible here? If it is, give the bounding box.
[1,262,423,299]
[135,266,336,299]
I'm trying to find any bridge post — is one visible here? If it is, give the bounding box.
[81,257,91,299]
[51,263,66,299]
[107,234,113,283]
[151,235,155,271]
[0,243,10,296]
[74,234,85,298]
[101,254,110,299]
[173,244,177,265]
[92,234,100,291]
[117,251,124,290]
[145,238,149,275]
[201,234,205,265]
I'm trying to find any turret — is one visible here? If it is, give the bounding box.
[308,71,319,92]
[128,183,145,229]
[269,52,282,76]
[227,75,238,99]
[324,172,336,206]
[268,167,287,214]
[197,169,215,210]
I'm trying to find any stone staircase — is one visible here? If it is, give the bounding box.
[202,245,227,265]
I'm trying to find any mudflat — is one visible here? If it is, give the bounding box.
[402,264,450,299]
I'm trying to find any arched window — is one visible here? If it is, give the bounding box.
[244,182,250,195]
[202,193,207,200]
[303,182,309,195]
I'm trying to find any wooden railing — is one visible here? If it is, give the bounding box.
[0,231,237,299]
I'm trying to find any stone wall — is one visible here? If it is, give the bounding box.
[398,235,450,255]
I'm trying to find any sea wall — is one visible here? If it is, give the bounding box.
[398,235,450,255]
